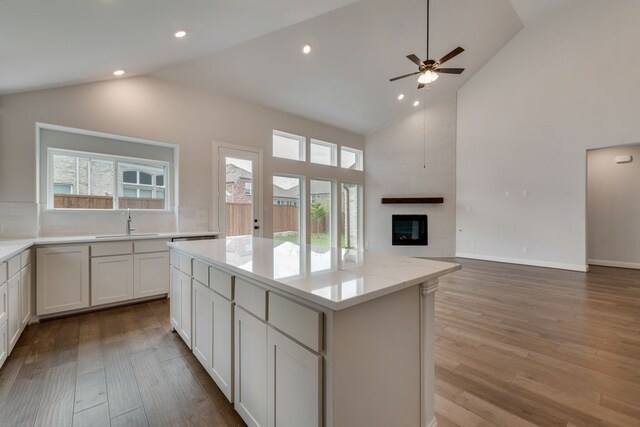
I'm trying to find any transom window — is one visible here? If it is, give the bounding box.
[341,146,364,171]
[310,139,337,166]
[273,130,305,161]
[48,148,169,210]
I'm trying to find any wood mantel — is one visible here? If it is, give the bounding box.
[381,197,444,204]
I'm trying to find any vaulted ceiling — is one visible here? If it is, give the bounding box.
[0,0,578,134]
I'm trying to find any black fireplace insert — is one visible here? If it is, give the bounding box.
[392,214,428,246]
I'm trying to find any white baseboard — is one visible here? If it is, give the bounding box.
[426,417,438,427]
[455,252,588,272]
[588,259,640,270]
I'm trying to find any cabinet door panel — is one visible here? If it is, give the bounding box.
[133,252,169,299]
[91,255,134,306]
[178,272,192,348]
[0,321,7,369]
[211,291,233,402]
[234,306,268,427]
[267,327,322,427]
[170,267,181,330]
[36,246,90,315]
[7,274,20,350]
[0,283,7,325]
[192,280,212,368]
[20,265,31,328]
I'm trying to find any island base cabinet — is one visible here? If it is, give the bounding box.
[210,290,233,402]
[170,266,192,348]
[234,306,268,427]
[267,327,322,427]
[0,321,7,368]
[192,280,212,369]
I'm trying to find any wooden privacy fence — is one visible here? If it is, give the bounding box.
[54,194,164,210]
[272,205,300,234]
[226,203,323,236]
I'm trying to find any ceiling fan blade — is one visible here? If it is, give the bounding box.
[406,54,424,67]
[389,71,421,82]
[436,47,464,65]
[436,68,465,74]
[418,83,426,89]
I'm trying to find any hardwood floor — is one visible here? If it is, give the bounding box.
[0,259,639,426]
[435,259,640,427]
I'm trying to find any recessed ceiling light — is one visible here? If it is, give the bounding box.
[413,100,420,107]
[397,94,405,101]
[174,30,187,38]
[302,44,312,54]
[113,69,125,76]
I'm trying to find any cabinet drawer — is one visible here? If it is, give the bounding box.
[193,259,209,286]
[210,267,233,300]
[7,255,20,278]
[20,250,31,268]
[269,293,323,352]
[134,239,170,254]
[170,250,179,267]
[0,263,6,283]
[235,278,267,321]
[91,241,133,257]
[178,253,192,275]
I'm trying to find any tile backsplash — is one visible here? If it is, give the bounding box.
[0,202,38,238]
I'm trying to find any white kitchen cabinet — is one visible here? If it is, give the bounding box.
[0,320,7,368]
[192,279,212,369]
[19,264,31,328]
[179,273,193,348]
[267,327,322,427]
[0,283,7,325]
[7,273,20,350]
[235,306,268,427]
[91,255,134,306]
[170,266,181,330]
[133,252,169,298]
[211,290,234,402]
[37,245,90,316]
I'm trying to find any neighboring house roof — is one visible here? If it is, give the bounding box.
[226,163,252,184]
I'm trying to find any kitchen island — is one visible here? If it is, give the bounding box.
[168,237,460,427]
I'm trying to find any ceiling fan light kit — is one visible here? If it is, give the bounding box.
[389,0,466,89]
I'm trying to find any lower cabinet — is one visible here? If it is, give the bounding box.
[210,290,234,401]
[91,255,134,306]
[267,327,322,427]
[36,245,90,315]
[0,320,7,368]
[7,274,20,350]
[192,280,212,368]
[19,264,31,328]
[235,306,268,427]
[134,252,170,298]
[170,267,192,348]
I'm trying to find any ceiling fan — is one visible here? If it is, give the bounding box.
[389,0,465,89]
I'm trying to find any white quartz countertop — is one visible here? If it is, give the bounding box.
[0,231,219,263]
[169,237,461,311]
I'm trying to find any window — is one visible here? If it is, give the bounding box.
[341,183,362,249]
[48,148,169,210]
[310,139,337,166]
[273,175,303,245]
[273,130,305,161]
[341,146,364,171]
[244,182,252,196]
[310,179,333,247]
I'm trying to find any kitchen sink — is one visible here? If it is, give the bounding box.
[95,233,160,239]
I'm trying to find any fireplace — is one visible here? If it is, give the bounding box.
[392,215,428,246]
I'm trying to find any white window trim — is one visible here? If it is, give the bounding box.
[47,147,171,212]
[310,139,338,167]
[272,130,306,162]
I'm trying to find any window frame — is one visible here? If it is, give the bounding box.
[47,147,171,211]
[272,130,306,162]
[340,146,364,171]
[310,139,338,167]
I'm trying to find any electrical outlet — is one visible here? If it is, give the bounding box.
[470,242,476,249]
[522,190,529,197]
[505,191,510,198]
[522,246,528,253]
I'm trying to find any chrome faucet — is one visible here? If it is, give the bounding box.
[126,208,136,236]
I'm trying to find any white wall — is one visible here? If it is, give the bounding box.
[456,0,640,271]
[365,95,456,257]
[0,76,364,237]
[587,144,640,269]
